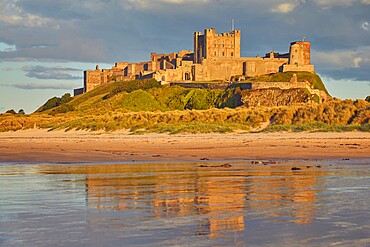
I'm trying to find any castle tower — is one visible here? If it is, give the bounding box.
[283,40,315,73]
[193,28,241,64]
[233,30,241,59]
[204,28,215,59]
[194,31,204,64]
[288,41,311,66]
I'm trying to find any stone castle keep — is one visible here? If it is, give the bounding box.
[77,27,315,94]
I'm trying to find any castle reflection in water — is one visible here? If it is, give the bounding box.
[60,162,326,238]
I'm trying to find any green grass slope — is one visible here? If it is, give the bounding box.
[39,79,227,114]
[37,72,328,115]
[2,73,367,133]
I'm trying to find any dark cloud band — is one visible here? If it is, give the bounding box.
[21,65,82,80]
[9,83,78,90]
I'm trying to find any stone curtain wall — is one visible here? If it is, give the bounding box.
[251,81,310,90]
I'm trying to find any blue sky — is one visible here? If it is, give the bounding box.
[0,0,369,113]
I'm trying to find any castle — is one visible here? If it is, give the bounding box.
[75,27,315,95]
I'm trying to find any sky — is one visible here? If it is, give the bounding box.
[0,0,369,113]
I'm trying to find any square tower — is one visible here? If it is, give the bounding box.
[194,28,241,64]
[288,41,311,66]
[283,40,315,73]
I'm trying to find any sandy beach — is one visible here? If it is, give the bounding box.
[0,129,369,163]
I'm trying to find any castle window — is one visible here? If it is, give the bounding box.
[214,51,217,56]
[231,52,234,57]
[222,52,225,56]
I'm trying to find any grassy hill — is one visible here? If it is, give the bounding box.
[1,73,369,133]
[36,72,329,115]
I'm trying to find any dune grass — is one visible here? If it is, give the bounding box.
[1,73,369,134]
[1,98,369,133]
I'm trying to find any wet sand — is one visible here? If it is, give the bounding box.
[1,160,369,246]
[0,129,369,163]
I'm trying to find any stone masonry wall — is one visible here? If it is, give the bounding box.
[81,27,316,93]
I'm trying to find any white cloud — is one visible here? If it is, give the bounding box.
[0,1,51,28]
[120,0,211,10]
[157,0,210,3]
[314,0,356,7]
[0,42,16,52]
[353,57,363,68]
[314,47,370,69]
[271,3,296,13]
[361,21,369,31]
[313,0,370,8]
[81,1,106,12]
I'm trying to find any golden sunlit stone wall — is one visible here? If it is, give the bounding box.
[81,27,314,94]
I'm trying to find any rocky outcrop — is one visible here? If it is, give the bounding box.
[240,88,315,107]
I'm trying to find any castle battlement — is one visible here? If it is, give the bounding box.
[76,27,315,95]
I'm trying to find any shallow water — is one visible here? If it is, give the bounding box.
[0,160,369,247]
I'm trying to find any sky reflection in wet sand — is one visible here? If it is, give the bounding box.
[0,160,369,247]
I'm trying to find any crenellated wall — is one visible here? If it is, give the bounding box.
[194,28,240,63]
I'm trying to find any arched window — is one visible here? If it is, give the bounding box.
[231,52,234,57]
[214,51,217,56]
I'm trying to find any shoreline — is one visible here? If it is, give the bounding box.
[0,129,369,163]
